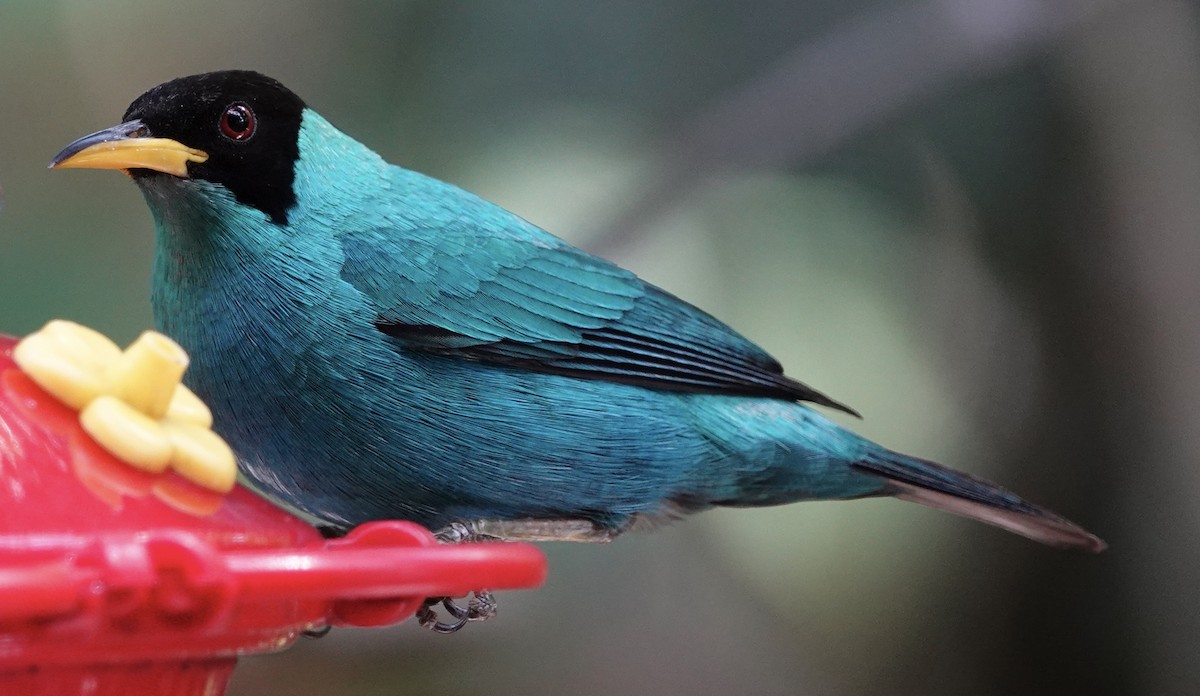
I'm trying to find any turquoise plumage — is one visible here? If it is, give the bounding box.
[51,71,1103,552]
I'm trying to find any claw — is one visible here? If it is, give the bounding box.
[416,592,497,634]
[441,596,470,621]
[417,597,470,634]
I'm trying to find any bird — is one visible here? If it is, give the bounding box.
[50,70,1104,560]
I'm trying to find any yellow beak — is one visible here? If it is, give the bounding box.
[50,120,208,178]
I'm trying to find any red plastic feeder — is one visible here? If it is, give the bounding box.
[0,334,547,695]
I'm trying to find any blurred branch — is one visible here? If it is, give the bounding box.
[590,0,1127,256]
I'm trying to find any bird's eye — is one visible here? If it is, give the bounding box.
[219,102,256,141]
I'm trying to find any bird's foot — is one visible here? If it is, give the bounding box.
[419,518,615,633]
[433,521,501,544]
[416,591,496,634]
[418,521,504,633]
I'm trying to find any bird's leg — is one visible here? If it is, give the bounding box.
[419,518,618,633]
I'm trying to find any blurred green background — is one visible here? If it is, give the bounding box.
[1,1,1195,694]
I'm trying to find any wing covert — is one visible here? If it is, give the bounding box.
[337,184,855,415]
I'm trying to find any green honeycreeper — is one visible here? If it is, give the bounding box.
[51,71,1103,552]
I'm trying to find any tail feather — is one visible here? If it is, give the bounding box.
[853,450,1105,553]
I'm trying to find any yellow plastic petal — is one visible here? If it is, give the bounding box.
[165,384,213,428]
[164,421,237,493]
[42,320,123,367]
[13,333,109,410]
[13,320,124,410]
[80,396,173,473]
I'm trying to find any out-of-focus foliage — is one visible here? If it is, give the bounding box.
[0,2,1194,695]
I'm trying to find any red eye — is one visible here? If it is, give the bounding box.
[219,102,256,141]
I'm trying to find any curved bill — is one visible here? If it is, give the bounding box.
[50,119,208,178]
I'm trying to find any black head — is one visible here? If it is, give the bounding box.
[54,70,306,224]
[125,71,306,224]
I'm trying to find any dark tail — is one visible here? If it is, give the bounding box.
[853,450,1105,553]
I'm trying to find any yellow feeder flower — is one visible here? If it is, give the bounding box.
[13,320,237,494]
